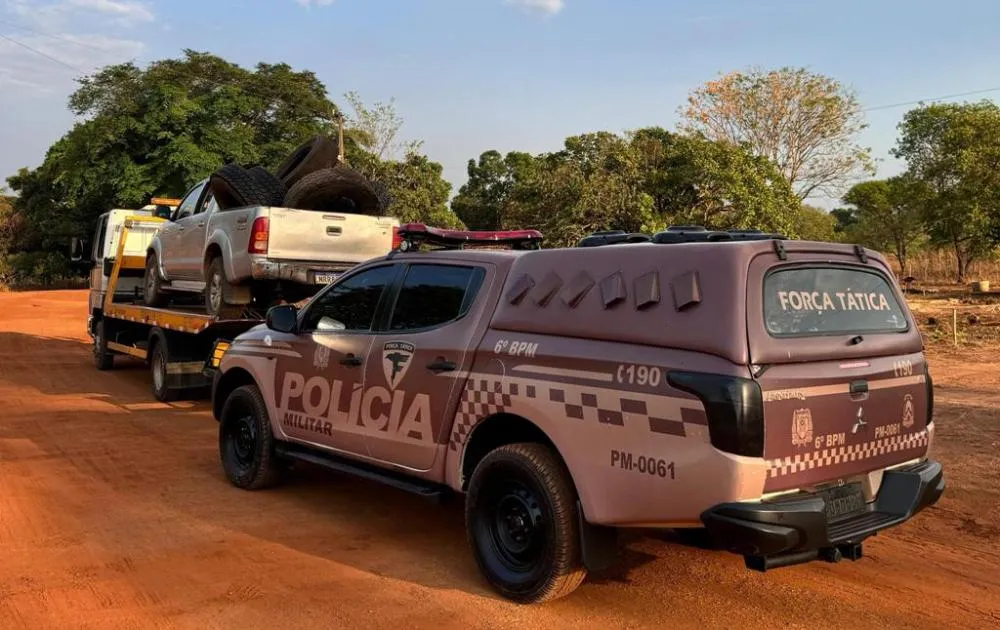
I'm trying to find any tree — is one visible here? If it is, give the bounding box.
[892,101,1000,282]
[791,205,838,242]
[680,67,873,201]
[451,128,800,247]
[842,177,927,277]
[370,153,464,229]
[343,90,420,161]
[8,50,342,255]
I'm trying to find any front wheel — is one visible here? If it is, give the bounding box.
[465,443,587,603]
[219,384,282,490]
[93,319,114,370]
[144,254,169,307]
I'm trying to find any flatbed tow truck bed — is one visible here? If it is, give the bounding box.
[91,216,262,402]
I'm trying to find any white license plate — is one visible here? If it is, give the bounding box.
[314,273,339,285]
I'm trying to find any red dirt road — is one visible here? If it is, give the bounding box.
[1,291,998,629]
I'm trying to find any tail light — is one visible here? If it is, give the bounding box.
[391,225,402,250]
[249,217,269,254]
[668,372,764,457]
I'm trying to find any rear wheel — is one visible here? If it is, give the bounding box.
[205,257,244,319]
[93,319,114,370]
[149,339,177,402]
[465,443,587,603]
[219,384,282,490]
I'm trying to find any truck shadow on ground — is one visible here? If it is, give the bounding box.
[0,332,199,406]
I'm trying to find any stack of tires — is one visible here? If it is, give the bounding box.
[209,135,391,214]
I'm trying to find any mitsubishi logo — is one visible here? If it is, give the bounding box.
[852,406,867,434]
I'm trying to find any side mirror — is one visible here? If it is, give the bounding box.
[154,205,173,220]
[266,304,298,334]
[70,237,85,262]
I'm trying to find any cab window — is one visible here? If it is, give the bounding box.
[388,264,485,331]
[302,265,397,332]
[91,215,108,261]
[174,181,206,221]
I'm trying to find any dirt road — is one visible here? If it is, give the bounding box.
[1,291,998,629]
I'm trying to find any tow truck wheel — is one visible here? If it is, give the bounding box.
[219,384,281,490]
[143,253,169,307]
[465,443,587,604]
[93,319,114,371]
[206,258,244,320]
[149,340,178,402]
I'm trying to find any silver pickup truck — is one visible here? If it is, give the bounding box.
[144,178,400,317]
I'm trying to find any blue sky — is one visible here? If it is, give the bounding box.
[3,0,1000,208]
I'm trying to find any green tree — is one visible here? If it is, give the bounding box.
[791,205,838,242]
[8,50,341,257]
[892,101,1000,282]
[370,153,464,229]
[842,177,927,277]
[681,67,874,201]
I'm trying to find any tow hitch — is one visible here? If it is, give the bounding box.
[745,542,865,572]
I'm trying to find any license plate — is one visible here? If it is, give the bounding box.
[821,483,866,521]
[314,272,339,285]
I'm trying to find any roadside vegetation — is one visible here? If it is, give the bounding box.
[3,56,1000,289]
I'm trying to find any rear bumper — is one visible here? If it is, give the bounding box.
[249,258,355,285]
[701,459,944,569]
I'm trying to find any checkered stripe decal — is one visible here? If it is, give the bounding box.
[448,375,707,452]
[767,430,929,478]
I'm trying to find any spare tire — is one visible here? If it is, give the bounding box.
[248,166,287,207]
[210,164,285,210]
[274,136,338,188]
[284,166,382,215]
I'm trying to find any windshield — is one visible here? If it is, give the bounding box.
[763,266,909,337]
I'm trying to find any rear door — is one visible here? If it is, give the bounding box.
[266,208,397,271]
[747,252,930,494]
[160,181,205,280]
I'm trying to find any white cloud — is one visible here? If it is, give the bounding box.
[505,0,565,14]
[8,0,154,27]
[296,0,335,7]
[65,0,153,23]
[0,32,144,90]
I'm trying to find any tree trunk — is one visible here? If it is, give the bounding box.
[954,239,968,284]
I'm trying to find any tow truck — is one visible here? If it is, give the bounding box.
[77,210,268,402]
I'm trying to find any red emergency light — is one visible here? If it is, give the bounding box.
[395,223,544,252]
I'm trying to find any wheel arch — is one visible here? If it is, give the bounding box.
[460,412,572,492]
[146,239,165,280]
[213,367,257,422]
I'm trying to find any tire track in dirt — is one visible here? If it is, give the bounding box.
[0,291,998,629]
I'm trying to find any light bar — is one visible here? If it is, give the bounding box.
[396,223,543,251]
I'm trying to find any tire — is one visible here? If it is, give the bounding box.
[143,253,169,307]
[465,443,587,604]
[93,319,114,370]
[149,339,177,403]
[247,166,287,207]
[274,135,338,189]
[284,166,382,215]
[210,164,284,211]
[219,384,282,490]
[205,257,245,319]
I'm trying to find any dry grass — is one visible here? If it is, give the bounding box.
[889,250,1000,284]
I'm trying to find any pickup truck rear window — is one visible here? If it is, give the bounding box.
[763,266,908,336]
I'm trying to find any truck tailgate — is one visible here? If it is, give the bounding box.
[265,207,397,264]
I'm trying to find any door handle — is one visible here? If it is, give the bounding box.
[426,358,456,373]
[197,222,205,228]
[339,354,363,367]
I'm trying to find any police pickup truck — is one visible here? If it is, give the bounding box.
[209,223,944,604]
